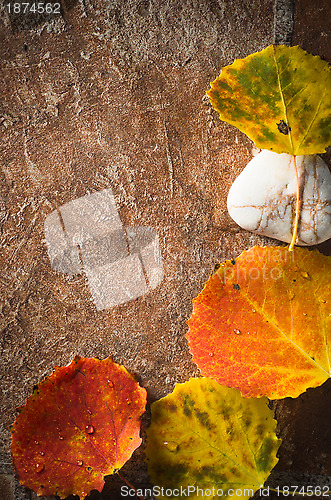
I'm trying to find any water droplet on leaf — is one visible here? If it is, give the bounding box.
[40,451,45,456]
[77,460,83,466]
[300,271,309,279]
[163,441,178,452]
[208,352,214,357]
[35,463,44,473]
[58,435,64,440]
[34,440,39,445]
[233,328,241,335]
[85,424,95,434]
[108,379,114,388]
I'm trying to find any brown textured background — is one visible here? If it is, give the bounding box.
[0,0,330,499]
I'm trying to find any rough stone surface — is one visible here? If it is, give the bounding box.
[274,0,294,45]
[292,0,330,60]
[0,474,15,500]
[0,1,330,499]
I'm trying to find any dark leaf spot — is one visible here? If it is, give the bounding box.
[256,424,264,435]
[194,408,213,430]
[277,120,291,135]
[168,403,177,413]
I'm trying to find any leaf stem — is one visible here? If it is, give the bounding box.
[116,471,144,500]
[289,154,300,251]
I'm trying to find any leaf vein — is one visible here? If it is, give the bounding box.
[238,289,330,376]
[176,417,261,486]
[296,88,326,153]
[272,46,294,153]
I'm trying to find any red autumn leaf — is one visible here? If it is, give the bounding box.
[186,246,330,399]
[10,356,147,499]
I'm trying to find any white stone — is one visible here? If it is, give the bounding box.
[227,150,331,246]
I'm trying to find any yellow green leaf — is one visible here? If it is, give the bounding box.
[145,378,281,500]
[207,45,331,155]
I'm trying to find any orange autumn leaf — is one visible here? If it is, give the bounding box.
[186,246,330,399]
[10,356,147,499]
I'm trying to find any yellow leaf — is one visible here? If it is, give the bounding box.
[207,45,331,155]
[145,378,281,500]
